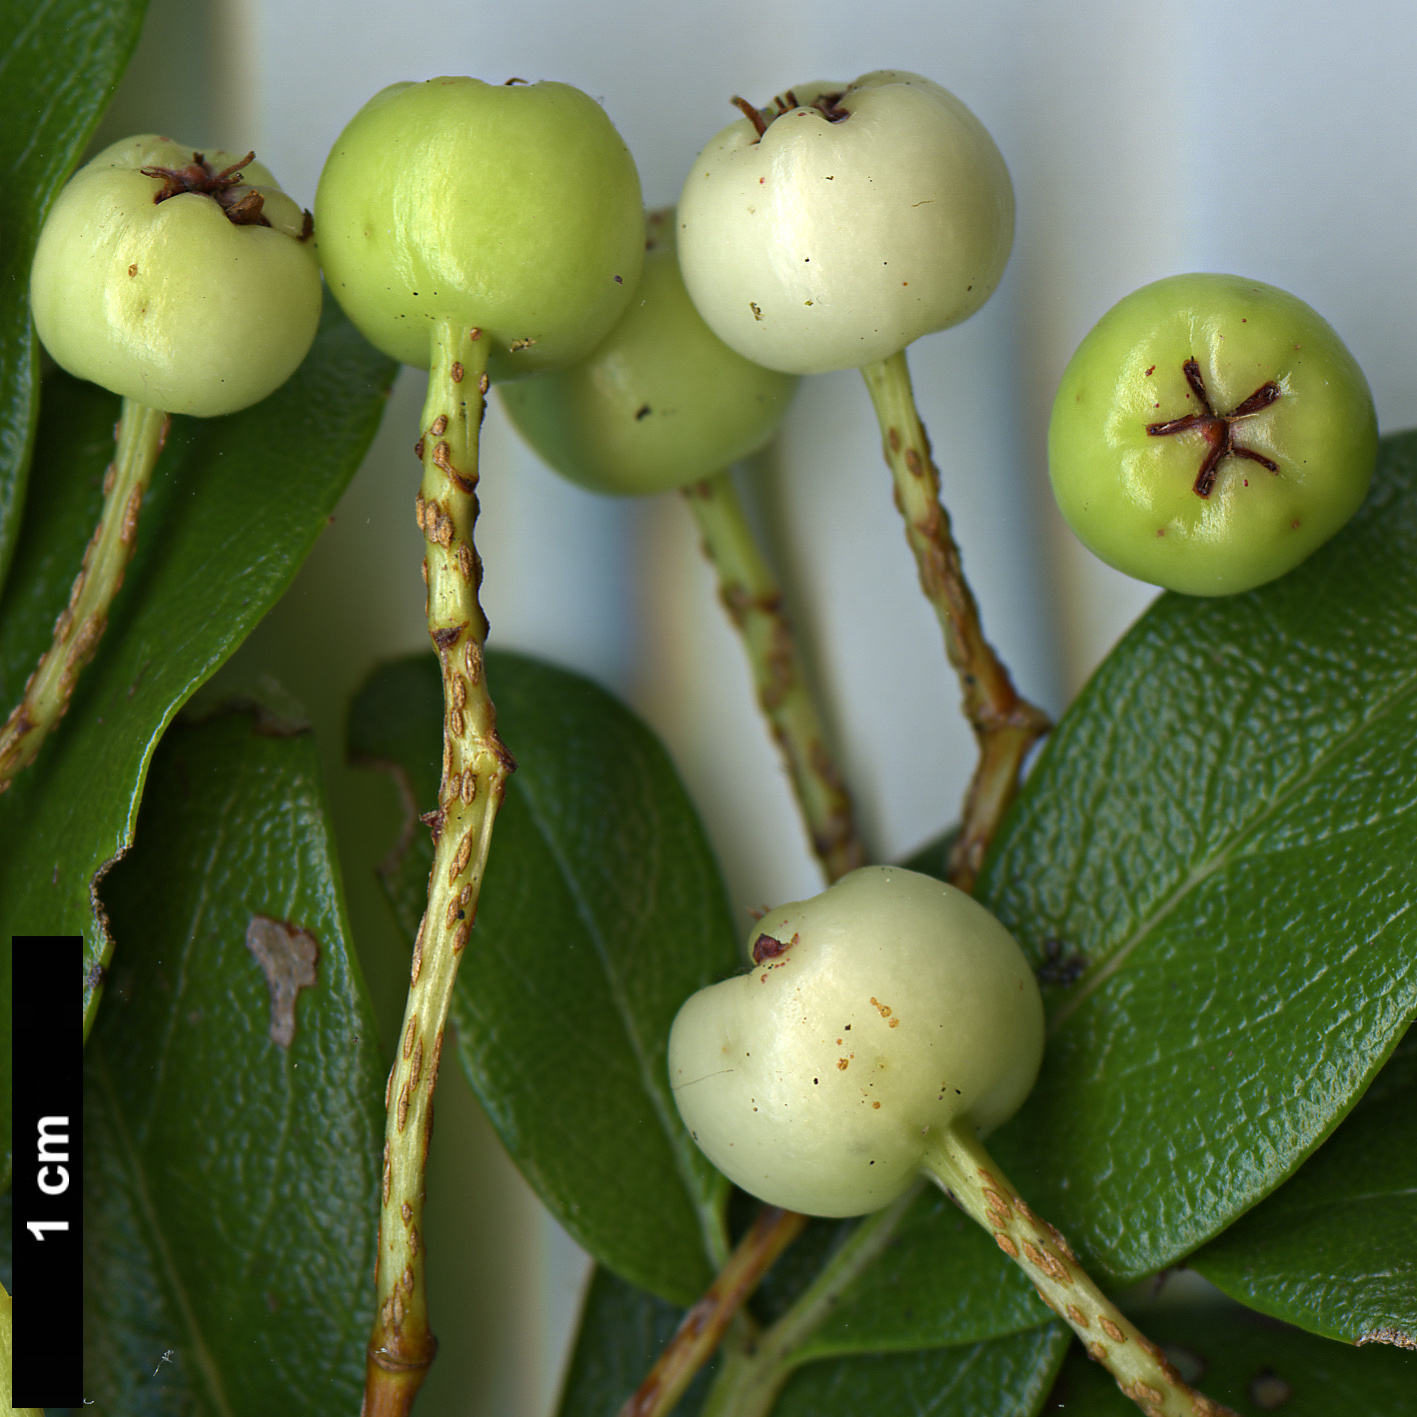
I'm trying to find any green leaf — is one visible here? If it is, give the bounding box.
[1192,1026,1417,1345]
[0,0,148,593]
[0,305,398,1042]
[1046,1296,1417,1415]
[555,1266,715,1417]
[772,1322,1069,1417]
[348,651,741,1305]
[976,430,1417,1281]
[753,1192,1049,1361]
[85,705,384,1415]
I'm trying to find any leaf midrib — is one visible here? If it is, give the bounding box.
[1047,667,1417,1038]
[93,1052,236,1417]
[513,769,726,1267]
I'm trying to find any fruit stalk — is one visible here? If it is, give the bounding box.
[0,399,168,789]
[363,320,514,1416]
[860,350,1049,891]
[682,472,865,882]
[923,1125,1238,1417]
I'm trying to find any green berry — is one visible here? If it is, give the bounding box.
[668,866,1043,1218]
[1048,273,1378,596]
[676,71,1014,376]
[314,77,644,382]
[29,136,321,417]
[499,208,799,494]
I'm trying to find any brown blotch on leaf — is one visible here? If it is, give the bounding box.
[245,915,319,1047]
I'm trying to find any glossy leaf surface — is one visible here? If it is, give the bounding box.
[977,431,1417,1281]
[1193,1026,1417,1345]
[84,706,384,1415]
[348,651,740,1304]
[0,0,148,592]
[0,307,398,1039]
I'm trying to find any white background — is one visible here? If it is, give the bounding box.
[91,1,1417,1412]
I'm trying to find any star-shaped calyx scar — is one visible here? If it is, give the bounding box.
[1146,357,1281,498]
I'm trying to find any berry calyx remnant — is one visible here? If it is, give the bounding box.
[1048,273,1377,596]
[30,135,320,418]
[677,71,1014,375]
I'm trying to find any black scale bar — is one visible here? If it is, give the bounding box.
[11,935,84,1408]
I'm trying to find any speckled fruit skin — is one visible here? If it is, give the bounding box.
[1049,273,1378,596]
[315,77,644,383]
[499,209,799,494]
[29,136,320,417]
[676,71,1014,376]
[668,866,1043,1218]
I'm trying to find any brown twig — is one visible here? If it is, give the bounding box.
[859,349,1051,892]
[619,1208,808,1417]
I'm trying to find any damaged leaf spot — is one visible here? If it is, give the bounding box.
[246,914,319,1047]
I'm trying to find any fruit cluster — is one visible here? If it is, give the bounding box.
[25,65,1383,1417]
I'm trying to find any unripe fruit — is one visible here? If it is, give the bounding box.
[29,136,321,417]
[677,71,1014,376]
[1048,273,1377,596]
[499,209,799,494]
[315,77,644,382]
[668,866,1043,1217]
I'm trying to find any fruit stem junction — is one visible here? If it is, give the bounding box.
[362,320,514,1417]
[860,349,1051,892]
[922,1125,1239,1417]
[0,399,169,791]
[1145,358,1280,498]
[682,471,866,883]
